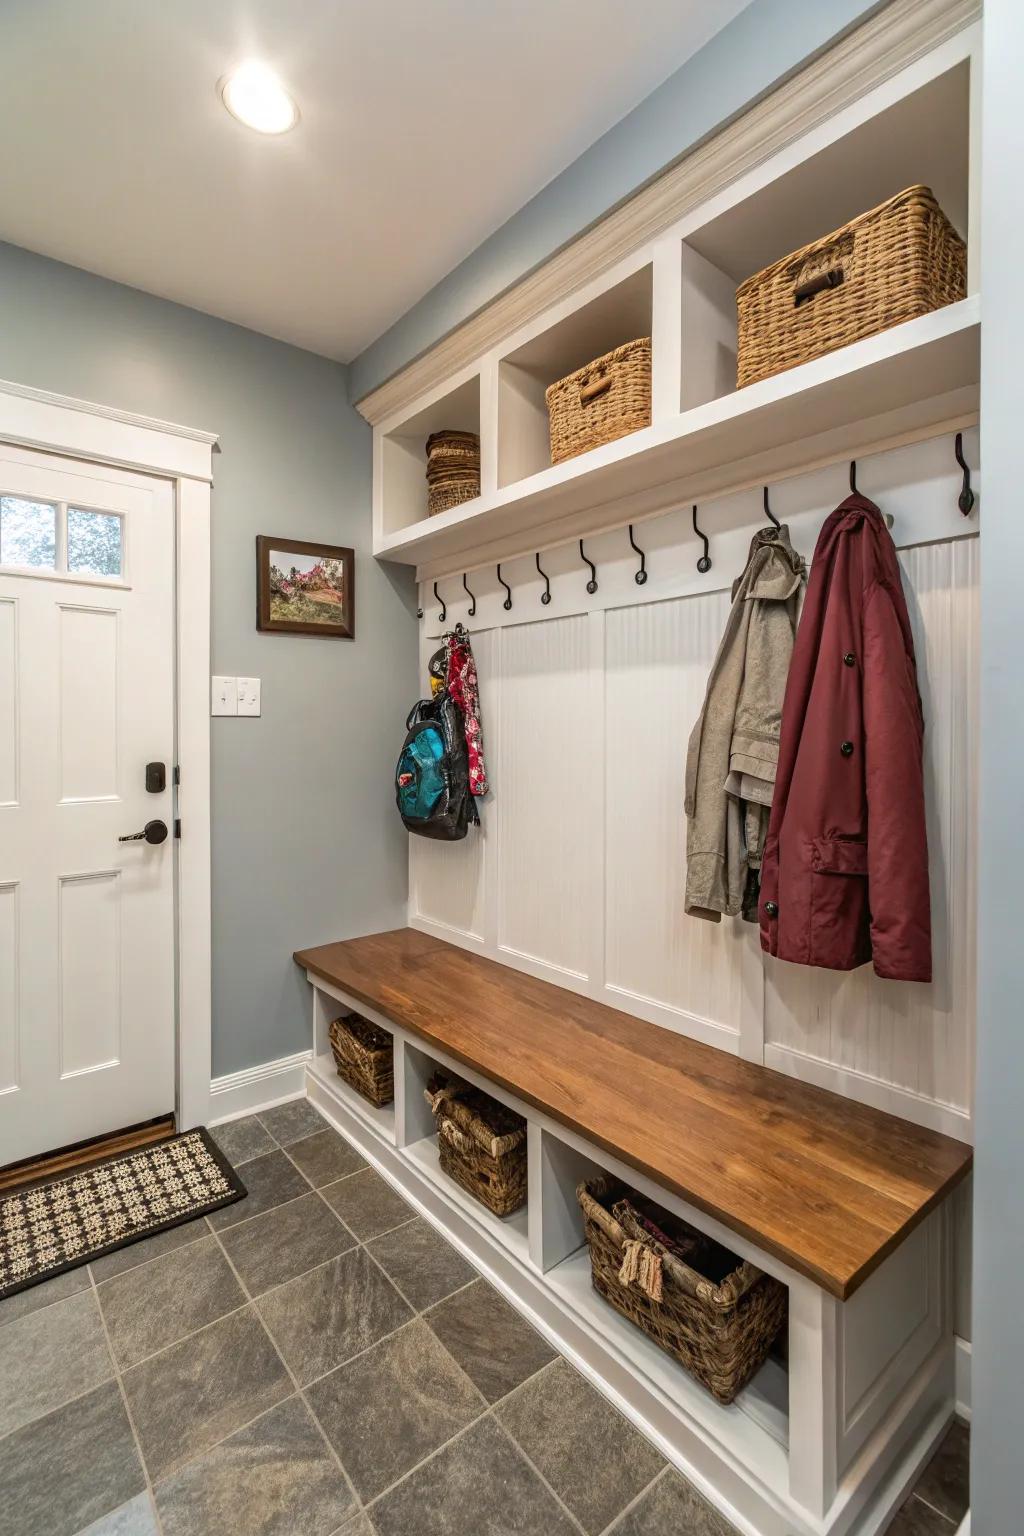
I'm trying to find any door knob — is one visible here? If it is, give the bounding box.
[118,820,169,845]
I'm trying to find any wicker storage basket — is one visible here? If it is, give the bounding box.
[736,185,966,389]
[425,430,480,517]
[577,1176,786,1404]
[425,1074,527,1217]
[545,337,651,466]
[328,1014,394,1107]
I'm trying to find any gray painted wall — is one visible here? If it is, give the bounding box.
[973,0,1023,1524]
[349,0,883,400]
[0,240,416,1079]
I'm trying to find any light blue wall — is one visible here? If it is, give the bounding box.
[0,241,416,1079]
[973,0,1024,1526]
[349,0,884,400]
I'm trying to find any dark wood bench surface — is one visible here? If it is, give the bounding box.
[294,928,972,1299]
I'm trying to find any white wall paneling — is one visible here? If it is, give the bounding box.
[411,430,979,1138]
[764,535,977,1139]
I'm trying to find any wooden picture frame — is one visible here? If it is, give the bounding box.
[256,536,355,638]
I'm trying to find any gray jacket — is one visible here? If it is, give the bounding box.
[685,525,806,921]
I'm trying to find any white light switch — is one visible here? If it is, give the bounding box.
[212,676,237,716]
[237,677,261,716]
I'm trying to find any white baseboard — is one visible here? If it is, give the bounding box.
[955,1336,971,1421]
[208,1049,313,1124]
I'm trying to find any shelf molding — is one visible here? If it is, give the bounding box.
[381,300,979,580]
[354,0,981,428]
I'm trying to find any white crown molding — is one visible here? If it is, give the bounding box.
[0,376,219,481]
[0,376,219,445]
[355,0,981,427]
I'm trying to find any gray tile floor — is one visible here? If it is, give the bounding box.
[0,1102,970,1536]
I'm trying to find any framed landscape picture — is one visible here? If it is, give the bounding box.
[256,536,355,638]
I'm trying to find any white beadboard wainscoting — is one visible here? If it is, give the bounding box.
[412,433,979,1148]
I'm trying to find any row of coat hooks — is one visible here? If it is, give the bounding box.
[419,431,975,622]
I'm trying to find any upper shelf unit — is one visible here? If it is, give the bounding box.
[371,47,977,579]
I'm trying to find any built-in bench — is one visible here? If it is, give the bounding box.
[293,928,972,1536]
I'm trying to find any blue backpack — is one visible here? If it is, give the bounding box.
[396,690,478,840]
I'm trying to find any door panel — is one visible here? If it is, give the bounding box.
[0,445,175,1163]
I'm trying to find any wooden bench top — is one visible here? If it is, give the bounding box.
[294,928,972,1299]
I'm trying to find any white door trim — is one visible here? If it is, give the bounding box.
[0,376,216,1133]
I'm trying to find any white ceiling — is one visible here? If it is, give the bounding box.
[0,0,752,361]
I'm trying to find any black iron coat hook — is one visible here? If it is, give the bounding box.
[627,525,647,585]
[692,506,712,574]
[497,564,512,611]
[849,460,858,494]
[462,573,476,617]
[536,553,551,605]
[579,539,598,595]
[762,485,781,530]
[434,582,446,626]
[955,431,975,516]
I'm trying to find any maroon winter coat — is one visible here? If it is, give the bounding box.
[759,494,931,982]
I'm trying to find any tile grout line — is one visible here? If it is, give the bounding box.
[207,1204,367,1524]
[598,1463,672,1535]
[87,1264,169,1536]
[88,1217,214,1288]
[911,1492,960,1528]
[489,1413,591,1536]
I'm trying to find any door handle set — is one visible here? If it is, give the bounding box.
[118,820,169,845]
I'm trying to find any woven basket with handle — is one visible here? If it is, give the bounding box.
[328,1014,394,1107]
[425,1074,527,1216]
[735,184,965,389]
[545,337,651,466]
[577,1176,786,1404]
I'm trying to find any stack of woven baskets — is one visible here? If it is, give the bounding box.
[425,430,480,517]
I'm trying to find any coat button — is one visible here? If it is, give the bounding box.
[840,740,854,757]
[843,652,855,666]
[764,901,778,917]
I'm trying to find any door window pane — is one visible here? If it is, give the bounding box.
[67,508,123,578]
[0,497,57,570]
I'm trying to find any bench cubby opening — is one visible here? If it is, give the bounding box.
[497,261,653,488]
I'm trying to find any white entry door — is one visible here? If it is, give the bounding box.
[0,444,176,1165]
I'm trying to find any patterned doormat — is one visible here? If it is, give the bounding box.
[0,1127,246,1301]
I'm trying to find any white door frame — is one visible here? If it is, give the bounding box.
[0,376,216,1132]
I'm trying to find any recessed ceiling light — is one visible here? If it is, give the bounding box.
[220,61,298,135]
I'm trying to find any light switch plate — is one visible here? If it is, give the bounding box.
[211,676,237,716]
[237,677,261,716]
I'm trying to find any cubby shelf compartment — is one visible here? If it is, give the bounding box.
[498,263,653,488]
[377,297,979,577]
[307,1048,396,1143]
[379,371,481,539]
[404,1132,531,1268]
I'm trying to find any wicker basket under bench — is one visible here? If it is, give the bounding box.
[328,1013,394,1107]
[577,1176,786,1404]
[426,1073,527,1217]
